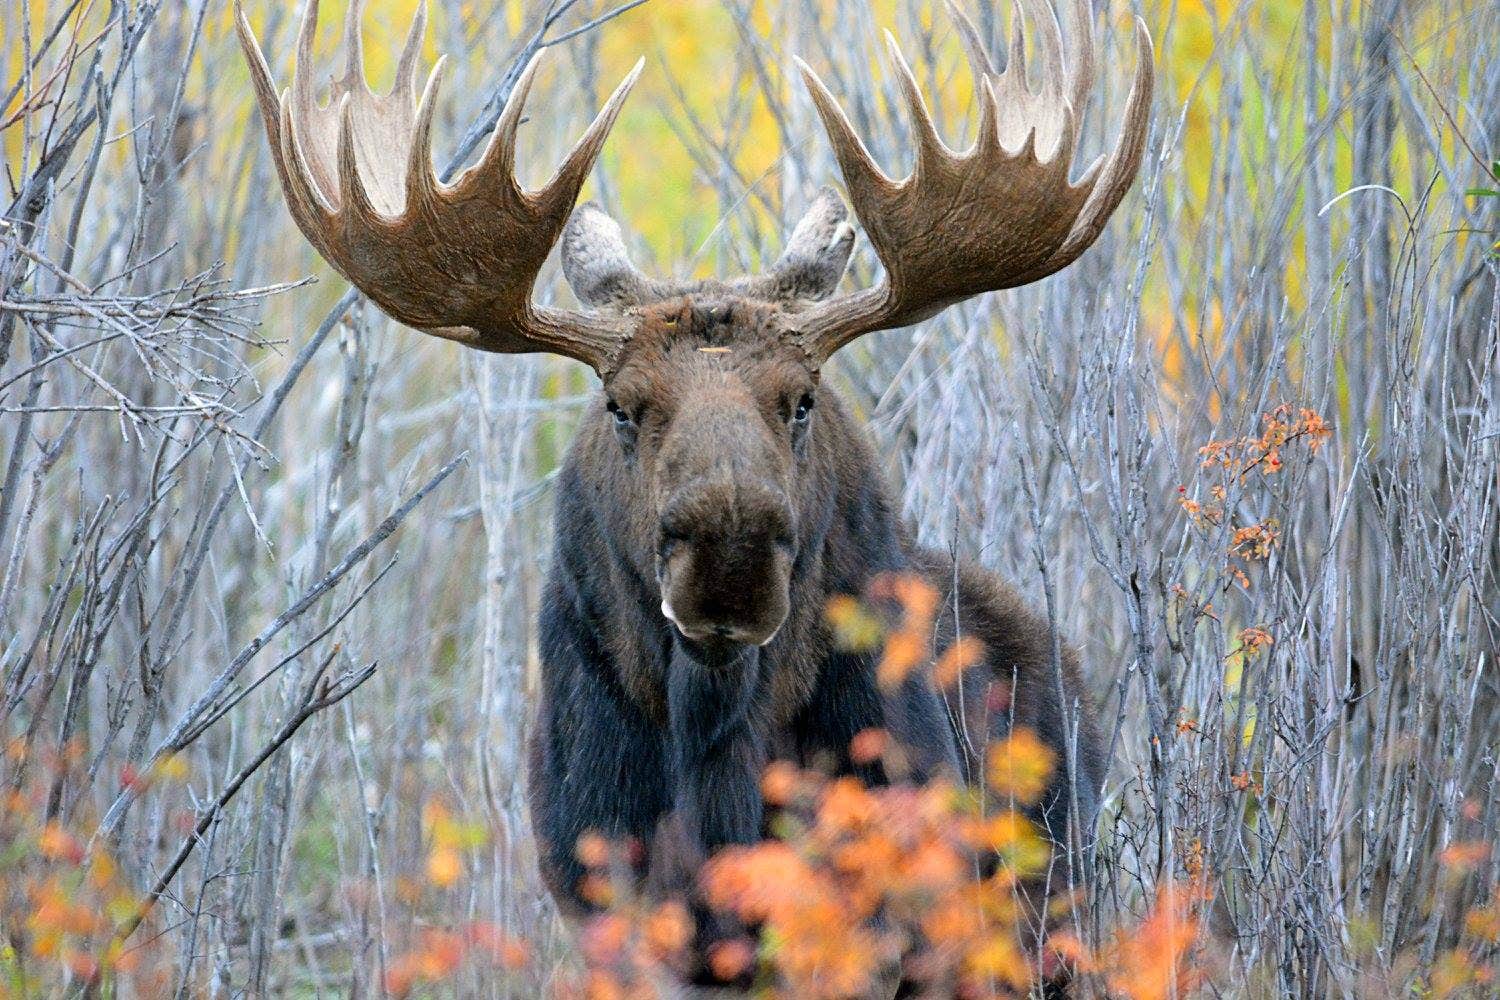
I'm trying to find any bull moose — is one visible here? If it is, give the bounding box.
[236,0,1152,991]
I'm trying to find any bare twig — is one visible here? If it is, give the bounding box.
[109,654,378,949]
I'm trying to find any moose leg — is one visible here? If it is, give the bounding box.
[529,584,673,917]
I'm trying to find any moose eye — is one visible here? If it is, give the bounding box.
[792,393,815,423]
[606,399,639,457]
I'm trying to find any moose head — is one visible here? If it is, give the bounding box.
[235,0,1151,656]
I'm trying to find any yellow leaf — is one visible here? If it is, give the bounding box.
[427,847,462,888]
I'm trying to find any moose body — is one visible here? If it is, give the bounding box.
[527,295,1105,937]
[236,0,1152,990]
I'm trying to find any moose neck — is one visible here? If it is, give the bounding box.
[667,638,765,849]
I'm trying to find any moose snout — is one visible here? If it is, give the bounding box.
[656,480,794,648]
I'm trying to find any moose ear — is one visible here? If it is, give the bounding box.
[766,187,856,301]
[561,202,656,309]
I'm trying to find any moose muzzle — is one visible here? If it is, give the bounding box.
[656,476,794,648]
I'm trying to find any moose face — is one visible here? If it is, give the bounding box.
[552,194,858,650]
[555,195,855,650]
[602,298,819,648]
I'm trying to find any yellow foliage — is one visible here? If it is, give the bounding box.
[427,846,463,888]
[987,727,1056,806]
[825,594,886,651]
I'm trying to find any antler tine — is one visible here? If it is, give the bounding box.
[1003,3,1026,99]
[1052,18,1154,263]
[293,0,319,94]
[1024,0,1073,161]
[235,0,640,371]
[277,90,335,224]
[1018,0,1066,105]
[948,11,1004,156]
[1062,0,1095,129]
[457,50,645,223]
[393,0,428,101]
[337,96,382,227]
[793,0,1154,362]
[236,3,283,158]
[951,4,994,80]
[950,1,1022,156]
[974,75,1001,154]
[288,0,337,209]
[403,55,447,212]
[794,57,895,203]
[463,51,543,198]
[883,31,951,170]
[341,0,368,91]
[543,57,646,216]
[237,3,335,236]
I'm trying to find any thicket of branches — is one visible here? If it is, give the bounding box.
[2,0,1496,997]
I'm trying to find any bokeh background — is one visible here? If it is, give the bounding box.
[2,0,1497,996]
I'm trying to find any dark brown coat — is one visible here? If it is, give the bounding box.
[526,295,1103,987]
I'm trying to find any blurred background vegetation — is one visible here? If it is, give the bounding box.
[2,0,1497,996]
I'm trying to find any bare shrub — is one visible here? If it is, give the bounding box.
[2,0,1495,997]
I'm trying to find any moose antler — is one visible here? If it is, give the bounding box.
[791,0,1154,361]
[234,0,642,372]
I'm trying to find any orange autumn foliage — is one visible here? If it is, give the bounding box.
[1098,881,1208,1000]
[1178,404,1332,591]
[0,743,191,993]
[701,735,1059,998]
